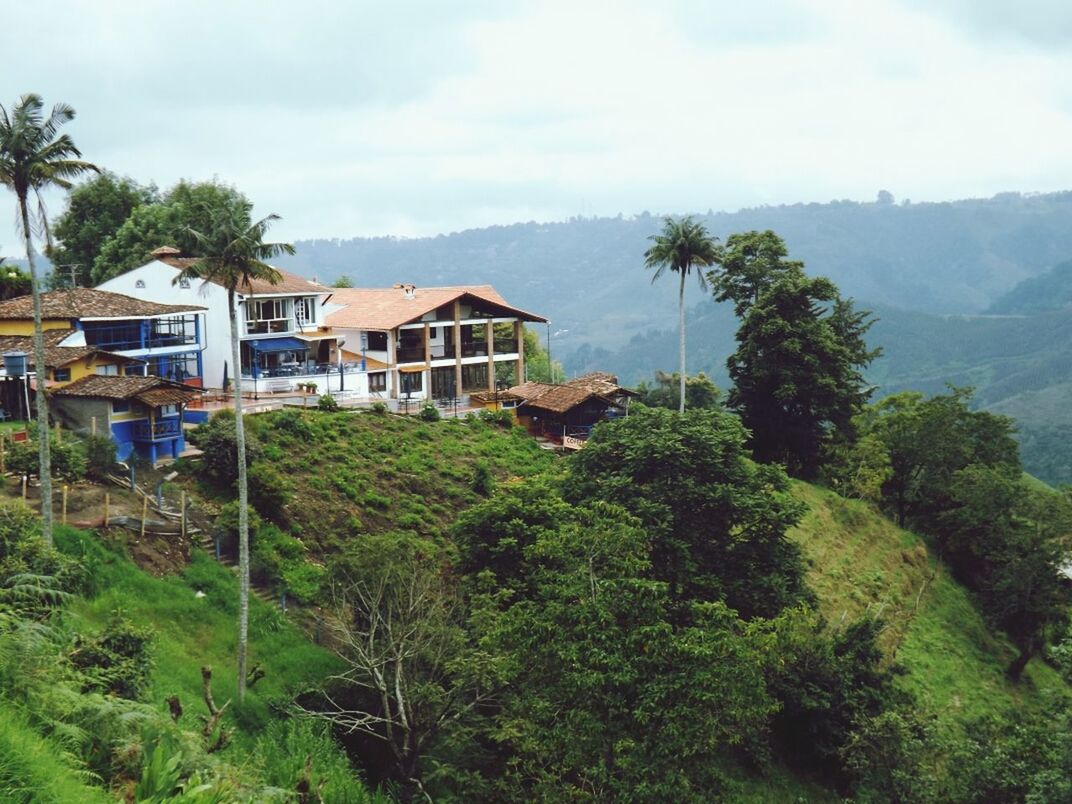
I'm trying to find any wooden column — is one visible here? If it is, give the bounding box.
[486,320,495,392]
[423,322,432,401]
[515,320,525,385]
[387,329,398,399]
[453,301,462,398]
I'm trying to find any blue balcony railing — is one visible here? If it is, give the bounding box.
[132,417,182,442]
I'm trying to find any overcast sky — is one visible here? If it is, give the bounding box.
[3,0,1072,247]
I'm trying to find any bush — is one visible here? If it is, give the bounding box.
[248,462,290,520]
[84,434,117,480]
[271,409,314,440]
[318,394,340,412]
[418,403,440,422]
[471,460,494,497]
[69,610,155,700]
[370,401,388,415]
[478,408,513,429]
[6,428,87,482]
[189,410,261,490]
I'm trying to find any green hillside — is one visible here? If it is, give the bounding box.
[789,484,1067,734]
[3,407,1070,800]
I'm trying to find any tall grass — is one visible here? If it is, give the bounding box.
[0,701,111,803]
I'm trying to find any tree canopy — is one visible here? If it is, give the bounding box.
[711,230,880,477]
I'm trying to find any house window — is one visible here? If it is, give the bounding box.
[400,371,422,395]
[112,399,129,413]
[369,372,387,393]
[96,364,119,376]
[178,277,191,289]
[52,367,71,382]
[367,331,387,351]
[160,404,178,417]
[295,297,316,326]
[429,327,438,339]
[124,364,146,376]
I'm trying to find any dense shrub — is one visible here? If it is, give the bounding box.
[418,403,440,422]
[248,462,290,520]
[188,410,261,489]
[84,434,117,480]
[369,401,388,415]
[69,611,155,700]
[7,428,87,482]
[318,394,340,412]
[471,460,493,497]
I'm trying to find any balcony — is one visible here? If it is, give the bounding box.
[493,339,518,354]
[132,417,182,442]
[460,342,488,358]
[396,345,426,363]
[244,319,294,336]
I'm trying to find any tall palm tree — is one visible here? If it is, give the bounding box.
[644,216,719,414]
[0,94,98,544]
[172,200,294,701]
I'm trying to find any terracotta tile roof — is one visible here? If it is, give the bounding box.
[565,372,637,397]
[507,380,622,415]
[326,285,548,330]
[53,375,202,406]
[0,331,138,370]
[0,288,204,321]
[154,254,330,296]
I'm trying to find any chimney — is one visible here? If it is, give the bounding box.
[398,283,416,300]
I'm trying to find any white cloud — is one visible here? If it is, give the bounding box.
[2,0,1072,248]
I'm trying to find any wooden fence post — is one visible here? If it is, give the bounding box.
[91,416,96,436]
[0,436,5,474]
[62,485,68,525]
[21,475,27,501]
[181,491,187,540]
[104,493,110,527]
[140,496,148,539]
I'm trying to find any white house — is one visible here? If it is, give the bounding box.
[323,284,547,402]
[97,247,360,394]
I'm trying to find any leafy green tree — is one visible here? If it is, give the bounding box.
[708,228,804,318]
[92,179,248,283]
[564,407,809,619]
[520,326,561,383]
[635,370,721,411]
[171,200,292,701]
[0,259,31,299]
[331,274,354,288]
[862,389,1020,528]
[0,94,98,545]
[724,264,880,477]
[939,466,1072,679]
[48,172,154,287]
[465,487,776,800]
[644,216,720,413]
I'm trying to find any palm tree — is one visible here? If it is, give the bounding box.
[0,95,98,544]
[172,200,294,700]
[644,216,720,414]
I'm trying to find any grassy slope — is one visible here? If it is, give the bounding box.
[54,526,342,753]
[790,483,1069,733]
[0,701,112,804]
[239,410,556,549]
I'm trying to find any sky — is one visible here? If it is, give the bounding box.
[3,0,1072,247]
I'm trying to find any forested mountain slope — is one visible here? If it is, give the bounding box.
[278,191,1072,356]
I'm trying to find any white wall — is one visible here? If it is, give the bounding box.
[97,260,232,387]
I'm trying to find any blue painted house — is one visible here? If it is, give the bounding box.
[50,375,202,464]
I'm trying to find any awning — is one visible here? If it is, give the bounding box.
[296,333,339,342]
[398,365,427,373]
[247,337,308,353]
